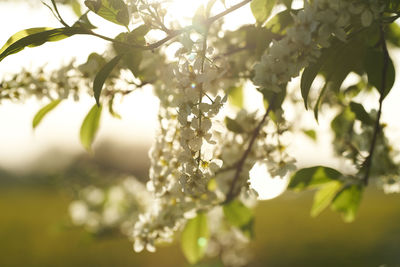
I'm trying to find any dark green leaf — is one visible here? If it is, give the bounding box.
[0,27,86,63]
[32,99,62,129]
[181,213,209,264]
[80,104,102,151]
[301,37,366,111]
[364,48,395,99]
[331,184,363,222]
[289,166,343,191]
[349,102,374,125]
[250,0,276,25]
[113,25,149,76]
[93,55,122,106]
[313,82,328,121]
[225,117,245,133]
[73,13,97,29]
[311,181,342,217]
[85,0,130,26]
[331,107,355,139]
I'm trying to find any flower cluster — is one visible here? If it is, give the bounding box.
[0,62,82,103]
[254,0,383,93]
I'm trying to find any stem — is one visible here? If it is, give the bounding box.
[50,0,70,27]
[223,95,276,204]
[196,33,208,169]
[206,0,252,25]
[361,25,389,185]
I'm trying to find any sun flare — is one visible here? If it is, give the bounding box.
[249,162,290,200]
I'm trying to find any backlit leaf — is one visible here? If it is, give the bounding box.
[223,200,253,228]
[331,184,363,223]
[311,181,342,217]
[85,0,130,26]
[250,0,276,25]
[0,27,86,63]
[228,86,243,109]
[223,200,254,238]
[181,213,209,264]
[289,166,342,191]
[80,104,102,151]
[32,99,62,129]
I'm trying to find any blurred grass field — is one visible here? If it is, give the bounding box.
[1,181,399,267]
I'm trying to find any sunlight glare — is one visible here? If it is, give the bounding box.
[168,0,212,22]
[249,162,289,200]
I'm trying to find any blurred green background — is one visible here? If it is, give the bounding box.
[0,145,399,267]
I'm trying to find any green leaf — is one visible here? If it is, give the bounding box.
[228,86,243,109]
[113,25,149,76]
[80,104,102,151]
[301,37,366,112]
[386,22,400,47]
[225,117,245,133]
[331,184,363,223]
[311,181,342,217]
[70,0,82,17]
[265,9,297,35]
[223,200,253,228]
[331,107,355,139]
[0,27,53,55]
[85,0,130,26]
[93,55,122,106]
[302,129,317,141]
[73,13,97,30]
[349,102,374,126]
[32,99,62,129]
[223,200,254,238]
[0,27,86,63]
[250,0,276,25]
[289,166,342,191]
[313,82,328,121]
[364,48,395,99]
[181,213,209,264]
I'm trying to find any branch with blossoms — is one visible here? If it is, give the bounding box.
[2,0,400,266]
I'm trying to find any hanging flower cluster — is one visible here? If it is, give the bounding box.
[254,0,383,93]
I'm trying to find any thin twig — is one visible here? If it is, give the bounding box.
[50,0,70,27]
[223,95,276,204]
[361,25,389,185]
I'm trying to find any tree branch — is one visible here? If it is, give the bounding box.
[223,95,276,204]
[361,25,389,185]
